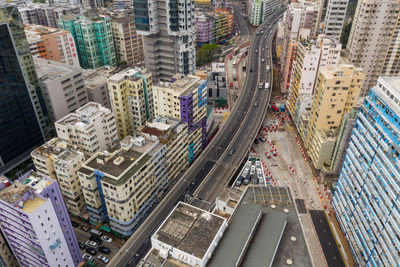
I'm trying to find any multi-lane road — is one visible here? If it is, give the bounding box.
[107,7,285,267]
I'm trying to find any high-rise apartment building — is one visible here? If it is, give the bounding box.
[83,67,113,109]
[195,8,234,44]
[300,64,364,169]
[248,0,280,26]
[345,0,400,96]
[111,16,144,66]
[18,4,81,28]
[0,231,17,267]
[153,74,207,163]
[288,36,341,124]
[0,172,82,267]
[31,138,86,216]
[134,0,196,81]
[333,76,400,266]
[55,102,119,157]
[0,6,45,174]
[108,67,154,140]
[82,0,104,9]
[24,25,80,66]
[35,58,88,122]
[381,12,400,75]
[58,15,116,69]
[280,1,319,93]
[78,117,188,236]
[323,0,348,40]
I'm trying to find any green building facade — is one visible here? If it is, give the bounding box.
[58,15,116,69]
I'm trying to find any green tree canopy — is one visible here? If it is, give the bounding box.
[196,44,222,66]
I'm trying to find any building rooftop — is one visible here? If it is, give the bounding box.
[0,181,30,205]
[153,202,226,260]
[56,102,111,127]
[82,68,111,89]
[35,58,81,82]
[22,197,46,214]
[112,16,134,23]
[31,138,69,159]
[157,74,204,96]
[209,187,312,267]
[0,172,52,213]
[84,136,163,185]
[25,24,67,36]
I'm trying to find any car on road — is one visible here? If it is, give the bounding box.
[262,48,265,52]
[89,235,102,244]
[230,82,234,88]
[228,148,235,156]
[98,246,111,254]
[101,235,113,243]
[254,101,258,107]
[71,221,79,228]
[98,255,109,264]
[86,247,97,256]
[83,253,94,262]
[255,50,259,54]
[258,82,263,89]
[79,225,89,232]
[254,139,259,144]
[265,152,271,159]
[85,240,98,249]
[261,58,265,63]
[250,68,254,72]
[79,242,86,250]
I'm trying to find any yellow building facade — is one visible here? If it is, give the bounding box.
[108,67,154,140]
[302,64,364,169]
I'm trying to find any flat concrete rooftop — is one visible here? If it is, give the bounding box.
[153,202,225,259]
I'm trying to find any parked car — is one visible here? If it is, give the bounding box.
[243,176,250,185]
[89,235,102,244]
[83,253,94,262]
[236,176,244,186]
[98,255,109,264]
[79,242,86,250]
[79,225,89,232]
[252,176,259,184]
[250,166,256,175]
[101,235,113,243]
[85,240,98,249]
[254,139,259,145]
[86,247,97,256]
[71,221,79,228]
[245,161,251,170]
[98,246,111,254]
[89,228,102,237]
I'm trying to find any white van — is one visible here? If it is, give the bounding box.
[266,65,270,72]
[265,82,270,90]
[90,228,102,237]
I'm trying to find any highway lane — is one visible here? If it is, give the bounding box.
[107,8,285,267]
[193,14,284,207]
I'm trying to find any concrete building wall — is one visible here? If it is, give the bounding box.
[323,0,348,40]
[345,0,399,96]
[35,58,88,122]
[134,0,196,81]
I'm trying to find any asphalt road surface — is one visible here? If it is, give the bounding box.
[107,7,286,267]
[309,210,345,267]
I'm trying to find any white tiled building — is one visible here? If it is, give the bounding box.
[55,102,119,156]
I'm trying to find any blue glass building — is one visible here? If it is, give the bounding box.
[333,76,400,266]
